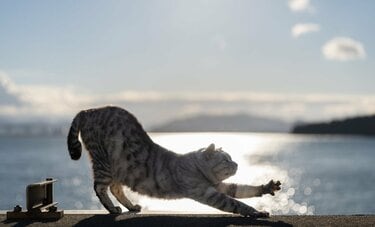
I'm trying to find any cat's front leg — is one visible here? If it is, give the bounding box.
[216,180,281,198]
[192,187,269,218]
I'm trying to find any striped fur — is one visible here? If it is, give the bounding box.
[67,106,281,217]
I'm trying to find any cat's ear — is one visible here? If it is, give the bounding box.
[206,143,215,152]
[204,143,216,160]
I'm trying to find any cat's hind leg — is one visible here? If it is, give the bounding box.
[110,183,141,212]
[88,144,121,214]
[94,182,122,214]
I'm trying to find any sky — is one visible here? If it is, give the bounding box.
[1,0,375,127]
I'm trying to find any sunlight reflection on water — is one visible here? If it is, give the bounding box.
[1,133,374,215]
[123,133,313,215]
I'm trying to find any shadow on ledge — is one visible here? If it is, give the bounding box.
[2,218,61,227]
[74,214,292,227]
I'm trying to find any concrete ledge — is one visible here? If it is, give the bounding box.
[1,212,374,227]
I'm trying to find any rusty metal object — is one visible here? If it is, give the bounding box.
[6,178,64,220]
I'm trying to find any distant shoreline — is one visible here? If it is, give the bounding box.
[1,113,375,137]
[292,115,375,136]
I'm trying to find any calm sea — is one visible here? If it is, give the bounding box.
[0,133,374,215]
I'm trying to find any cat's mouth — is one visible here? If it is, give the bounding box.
[231,162,238,174]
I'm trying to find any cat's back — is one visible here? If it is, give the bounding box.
[79,106,149,140]
[83,106,130,122]
[82,106,137,126]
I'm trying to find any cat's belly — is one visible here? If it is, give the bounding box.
[120,176,183,199]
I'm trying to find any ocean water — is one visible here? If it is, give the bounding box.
[0,133,374,215]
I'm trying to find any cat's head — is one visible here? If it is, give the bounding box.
[201,143,238,181]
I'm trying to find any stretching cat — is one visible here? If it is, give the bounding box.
[67,106,281,218]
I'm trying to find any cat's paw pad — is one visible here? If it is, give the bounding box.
[128,204,142,212]
[263,180,281,196]
[109,206,122,214]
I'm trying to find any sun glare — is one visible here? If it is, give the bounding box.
[117,133,311,215]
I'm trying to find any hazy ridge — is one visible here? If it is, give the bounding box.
[2,113,375,136]
[151,114,291,133]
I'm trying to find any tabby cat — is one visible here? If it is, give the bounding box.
[67,106,281,218]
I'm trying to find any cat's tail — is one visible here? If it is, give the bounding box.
[67,111,85,160]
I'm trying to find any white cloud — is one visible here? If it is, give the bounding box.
[291,23,320,38]
[0,72,23,105]
[288,0,313,12]
[0,72,95,121]
[322,37,366,61]
[1,73,375,127]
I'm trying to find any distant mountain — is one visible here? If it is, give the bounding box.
[150,114,290,133]
[0,114,291,136]
[292,115,375,135]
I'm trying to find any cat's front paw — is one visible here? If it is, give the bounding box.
[128,204,142,212]
[248,211,270,219]
[263,180,281,196]
[240,207,269,219]
[239,206,257,217]
[109,206,122,214]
